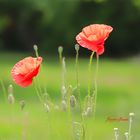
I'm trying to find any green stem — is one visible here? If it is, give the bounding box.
[67,86,73,140]
[82,122,86,140]
[75,49,79,95]
[75,49,82,115]
[114,131,118,140]
[128,117,132,140]
[61,57,66,95]
[93,53,99,118]
[33,81,44,104]
[40,64,47,94]
[88,52,94,97]
[34,45,47,95]
[0,79,7,102]
[59,51,62,65]
[67,88,71,119]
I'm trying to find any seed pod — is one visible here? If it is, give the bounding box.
[8,94,15,104]
[70,95,76,108]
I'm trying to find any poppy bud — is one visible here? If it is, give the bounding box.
[129,112,134,124]
[75,44,80,52]
[114,128,119,140]
[58,46,63,54]
[33,44,38,51]
[8,94,15,104]
[8,84,13,95]
[70,95,76,108]
[86,107,92,116]
[8,84,15,104]
[61,86,67,100]
[129,112,135,117]
[61,100,67,111]
[82,111,87,117]
[44,103,50,113]
[33,45,39,58]
[124,132,128,139]
[20,100,26,110]
[114,128,118,131]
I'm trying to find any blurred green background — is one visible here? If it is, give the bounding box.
[0,0,140,140]
[0,0,140,57]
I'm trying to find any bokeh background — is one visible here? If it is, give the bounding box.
[0,0,140,57]
[0,0,140,140]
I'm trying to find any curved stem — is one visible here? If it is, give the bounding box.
[93,53,99,118]
[88,52,94,97]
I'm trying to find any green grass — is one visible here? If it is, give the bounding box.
[0,52,140,140]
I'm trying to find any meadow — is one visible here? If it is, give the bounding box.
[0,52,140,140]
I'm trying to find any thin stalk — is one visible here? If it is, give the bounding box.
[22,112,28,140]
[59,47,63,64]
[114,128,119,140]
[33,81,44,104]
[67,86,73,140]
[128,117,132,140]
[88,52,94,97]
[33,45,47,96]
[82,122,86,140]
[75,46,82,114]
[61,57,66,100]
[40,64,47,94]
[114,132,118,140]
[125,132,129,140]
[93,53,99,118]
[0,79,7,102]
[67,87,72,119]
[62,57,66,89]
[128,113,134,140]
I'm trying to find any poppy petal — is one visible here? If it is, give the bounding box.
[76,24,113,55]
[11,56,42,87]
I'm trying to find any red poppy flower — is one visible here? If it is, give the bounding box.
[11,57,42,87]
[76,24,113,55]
